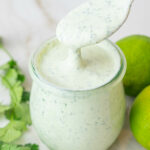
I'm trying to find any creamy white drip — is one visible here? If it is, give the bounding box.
[56,0,133,49]
[36,0,133,90]
[37,39,120,90]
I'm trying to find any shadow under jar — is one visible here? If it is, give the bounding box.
[29,38,126,150]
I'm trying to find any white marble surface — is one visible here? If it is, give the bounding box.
[0,0,149,149]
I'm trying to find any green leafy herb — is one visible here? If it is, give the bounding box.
[1,68,23,106]
[0,104,10,114]
[0,120,26,143]
[24,144,39,150]
[22,91,30,102]
[5,103,31,125]
[0,37,31,143]
[0,141,39,150]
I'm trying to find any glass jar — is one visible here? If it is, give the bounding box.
[29,38,126,150]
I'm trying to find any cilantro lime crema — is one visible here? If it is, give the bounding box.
[36,0,132,90]
[30,0,133,149]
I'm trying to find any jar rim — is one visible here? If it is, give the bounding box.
[29,37,126,93]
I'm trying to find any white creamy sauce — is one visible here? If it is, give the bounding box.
[56,0,133,49]
[36,0,132,90]
[31,0,132,149]
[37,39,120,90]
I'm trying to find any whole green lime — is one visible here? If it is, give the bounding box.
[116,35,150,96]
[130,86,150,149]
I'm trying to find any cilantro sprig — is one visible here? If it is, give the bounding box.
[0,38,31,143]
[0,141,39,150]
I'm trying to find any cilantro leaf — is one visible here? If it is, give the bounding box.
[0,142,39,150]
[1,69,23,106]
[18,74,25,83]
[24,144,39,150]
[0,38,31,143]
[1,143,30,150]
[22,91,30,102]
[15,103,31,125]
[5,103,31,126]
[0,104,10,114]
[0,120,27,143]
[0,60,17,71]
